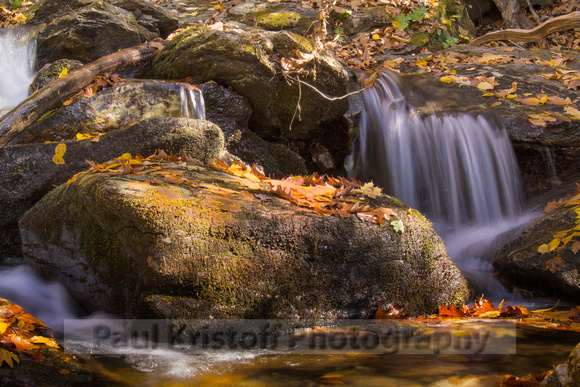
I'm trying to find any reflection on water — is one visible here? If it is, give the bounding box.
[84,325,579,386]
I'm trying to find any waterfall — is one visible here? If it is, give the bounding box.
[0,28,36,116]
[180,84,206,120]
[348,70,523,229]
[347,70,529,299]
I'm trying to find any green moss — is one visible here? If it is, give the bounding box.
[409,31,429,48]
[257,11,301,30]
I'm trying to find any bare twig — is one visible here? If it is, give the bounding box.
[286,75,364,101]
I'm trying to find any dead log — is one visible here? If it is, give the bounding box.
[0,41,165,148]
[469,11,580,46]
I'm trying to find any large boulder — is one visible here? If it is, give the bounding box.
[33,1,160,66]
[19,159,469,318]
[30,0,178,37]
[146,28,353,145]
[494,202,580,300]
[0,117,225,263]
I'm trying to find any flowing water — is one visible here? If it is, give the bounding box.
[0,27,36,116]
[0,32,576,385]
[347,70,540,302]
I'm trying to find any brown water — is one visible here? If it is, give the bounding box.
[85,323,578,386]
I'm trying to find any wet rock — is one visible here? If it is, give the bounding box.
[202,81,307,177]
[19,161,469,318]
[146,28,352,143]
[33,1,159,66]
[0,117,224,263]
[10,80,204,144]
[541,342,580,387]
[494,204,580,300]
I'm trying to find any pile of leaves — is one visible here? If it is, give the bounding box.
[375,296,580,332]
[0,298,60,368]
[0,1,31,26]
[61,150,406,232]
[537,182,580,256]
[402,50,580,126]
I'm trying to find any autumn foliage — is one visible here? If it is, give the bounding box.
[0,299,60,368]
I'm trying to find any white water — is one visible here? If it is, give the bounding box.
[0,28,36,116]
[347,71,532,300]
[180,85,206,120]
[0,266,79,334]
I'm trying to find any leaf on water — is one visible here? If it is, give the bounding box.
[391,219,404,233]
[0,348,19,368]
[543,257,567,273]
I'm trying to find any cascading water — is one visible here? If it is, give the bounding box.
[180,85,206,120]
[347,70,533,299]
[0,28,36,116]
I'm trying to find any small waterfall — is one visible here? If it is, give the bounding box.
[0,28,36,116]
[180,84,206,120]
[348,71,523,229]
[347,71,527,299]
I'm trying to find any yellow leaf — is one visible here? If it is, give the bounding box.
[440,76,453,83]
[538,244,550,254]
[30,336,60,349]
[564,106,580,119]
[58,68,68,78]
[52,143,66,165]
[0,321,8,334]
[372,34,380,40]
[0,347,19,368]
[392,21,401,29]
[549,238,561,251]
[477,81,494,90]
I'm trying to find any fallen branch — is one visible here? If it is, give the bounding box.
[469,11,580,46]
[0,41,165,148]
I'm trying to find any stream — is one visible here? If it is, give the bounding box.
[0,29,578,385]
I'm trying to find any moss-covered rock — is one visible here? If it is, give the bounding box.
[145,28,352,143]
[494,205,580,300]
[19,160,468,319]
[34,1,158,66]
[0,117,224,263]
[28,59,84,94]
